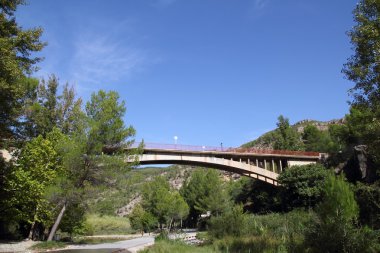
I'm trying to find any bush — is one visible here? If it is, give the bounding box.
[208,205,247,238]
[208,209,312,252]
[304,174,380,252]
[83,214,133,235]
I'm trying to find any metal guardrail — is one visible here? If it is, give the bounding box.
[131,142,320,157]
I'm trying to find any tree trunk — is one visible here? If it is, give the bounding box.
[28,206,39,240]
[47,203,66,241]
[28,221,36,240]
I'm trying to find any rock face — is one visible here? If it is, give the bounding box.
[355,145,369,179]
[336,145,377,183]
[294,118,345,133]
[116,195,142,217]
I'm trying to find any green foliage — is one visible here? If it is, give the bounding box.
[304,174,380,252]
[0,0,45,142]
[229,177,282,213]
[140,239,214,253]
[141,176,189,229]
[354,182,380,229]
[30,241,67,250]
[208,205,247,238]
[209,210,313,253]
[181,169,231,226]
[273,115,304,151]
[303,125,335,153]
[278,164,330,209]
[82,214,133,235]
[343,0,380,168]
[22,76,85,138]
[0,129,66,226]
[85,90,135,154]
[129,204,157,234]
[343,0,380,107]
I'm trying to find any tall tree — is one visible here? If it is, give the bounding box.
[141,176,189,230]
[305,174,379,252]
[85,90,135,154]
[181,169,231,227]
[22,76,85,138]
[278,164,329,210]
[302,125,335,153]
[47,90,137,241]
[0,128,65,239]
[343,0,380,165]
[343,0,380,107]
[273,115,304,151]
[0,0,45,144]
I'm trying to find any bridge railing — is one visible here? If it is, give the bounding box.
[131,142,320,157]
[131,142,225,152]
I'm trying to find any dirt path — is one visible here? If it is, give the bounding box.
[0,240,38,252]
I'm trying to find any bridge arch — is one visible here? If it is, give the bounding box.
[123,143,321,186]
[133,153,280,185]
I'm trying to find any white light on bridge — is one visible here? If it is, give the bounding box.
[174,136,178,145]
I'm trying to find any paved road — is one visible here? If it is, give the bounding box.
[63,235,155,253]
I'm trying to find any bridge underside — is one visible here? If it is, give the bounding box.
[134,154,281,185]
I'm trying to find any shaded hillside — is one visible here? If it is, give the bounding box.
[87,165,194,216]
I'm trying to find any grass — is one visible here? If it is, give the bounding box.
[72,237,126,244]
[84,214,134,235]
[29,241,67,250]
[140,239,214,253]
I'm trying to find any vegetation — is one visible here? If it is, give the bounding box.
[82,214,133,235]
[180,169,231,227]
[0,1,379,253]
[278,164,329,209]
[30,241,67,250]
[140,239,214,253]
[305,174,380,252]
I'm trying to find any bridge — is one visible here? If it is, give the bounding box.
[124,143,322,186]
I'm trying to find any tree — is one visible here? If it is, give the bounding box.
[229,177,282,213]
[278,164,329,210]
[273,115,304,151]
[180,169,231,227]
[0,128,66,239]
[343,0,380,107]
[305,174,380,253]
[47,90,137,241]
[343,0,380,166]
[0,0,45,143]
[22,76,85,138]
[129,204,157,235]
[208,204,247,238]
[85,90,135,154]
[141,176,189,230]
[302,125,335,153]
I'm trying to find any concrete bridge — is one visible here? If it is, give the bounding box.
[125,143,322,186]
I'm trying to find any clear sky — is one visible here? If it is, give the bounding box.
[17,0,358,148]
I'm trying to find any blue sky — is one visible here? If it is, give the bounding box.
[17,0,358,148]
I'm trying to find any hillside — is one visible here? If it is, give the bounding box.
[87,165,193,216]
[241,118,345,149]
